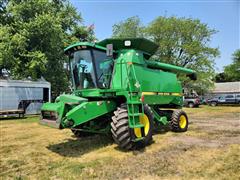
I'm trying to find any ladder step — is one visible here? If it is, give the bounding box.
[130,124,144,128]
[132,137,145,142]
[134,124,144,128]
[128,101,142,105]
[128,113,143,116]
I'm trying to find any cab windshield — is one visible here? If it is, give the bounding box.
[69,49,113,89]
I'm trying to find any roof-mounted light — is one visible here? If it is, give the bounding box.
[124,40,131,46]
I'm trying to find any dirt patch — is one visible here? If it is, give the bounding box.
[168,135,240,148]
[168,136,222,148]
[179,109,240,148]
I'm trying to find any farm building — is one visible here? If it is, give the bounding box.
[0,79,51,115]
[208,81,240,98]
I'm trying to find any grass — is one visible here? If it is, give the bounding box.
[0,105,239,179]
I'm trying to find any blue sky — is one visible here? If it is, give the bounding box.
[70,0,239,72]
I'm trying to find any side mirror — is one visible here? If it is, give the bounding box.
[106,44,113,57]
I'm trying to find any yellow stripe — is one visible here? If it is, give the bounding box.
[171,93,183,96]
[141,92,157,95]
[142,92,182,96]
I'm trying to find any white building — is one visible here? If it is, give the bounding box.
[205,81,240,99]
[0,79,51,114]
[212,82,240,95]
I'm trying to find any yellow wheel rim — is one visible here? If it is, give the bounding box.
[179,115,187,129]
[134,114,150,138]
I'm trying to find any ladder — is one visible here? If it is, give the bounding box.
[125,62,145,130]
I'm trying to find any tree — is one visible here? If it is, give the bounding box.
[0,0,95,98]
[112,16,219,94]
[0,0,10,25]
[215,49,240,82]
[215,72,227,82]
[112,16,144,38]
[223,49,240,81]
[146,16,219,94]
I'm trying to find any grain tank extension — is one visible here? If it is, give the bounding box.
[40,38,197,150]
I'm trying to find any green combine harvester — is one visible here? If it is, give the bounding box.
[40,38,196,150]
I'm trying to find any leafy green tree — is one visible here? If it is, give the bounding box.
[0,0,95,98]
[0,0,10,25]
[112,16,219,94]
[112,16,144,38]
[215,72,227,82]
[223,49,240,81]
[146,16,219,94]
[215,50,240,82]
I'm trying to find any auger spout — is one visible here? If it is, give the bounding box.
[146,61,197,80]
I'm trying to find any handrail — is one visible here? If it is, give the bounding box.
[129,64,144,113]
[125,63,144,126]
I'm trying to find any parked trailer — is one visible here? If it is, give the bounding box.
[0,79,51,117]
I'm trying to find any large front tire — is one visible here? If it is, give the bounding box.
[111,104,154,150]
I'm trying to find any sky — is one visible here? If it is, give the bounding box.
[70,0,239,72]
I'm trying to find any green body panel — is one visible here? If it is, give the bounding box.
[135,65,182,93]
[56,94,88,104]
[40,101,65,128]
[41,101,64,112]
[152,108,168,125]
[40,38,196,140]
[64,100,117,128]
[143,95,182,105]
[110,49,183,105]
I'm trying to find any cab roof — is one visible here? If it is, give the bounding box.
[97,38,159,56]
[64,38,159,56]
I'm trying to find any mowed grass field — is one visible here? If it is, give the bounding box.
[0,106,240,180]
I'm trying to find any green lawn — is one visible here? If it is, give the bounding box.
[0,106,239,179]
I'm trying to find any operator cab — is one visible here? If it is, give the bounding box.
[65,43,114,90]
[65,38,159,90]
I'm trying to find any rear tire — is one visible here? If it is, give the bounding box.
[111,104,154,150]
[170,109,188,132]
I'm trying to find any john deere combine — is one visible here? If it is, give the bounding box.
[40,38,196,150]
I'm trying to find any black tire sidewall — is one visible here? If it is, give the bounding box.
[171,110,188,132]
[111,104,133,150]
[179,111,188,132]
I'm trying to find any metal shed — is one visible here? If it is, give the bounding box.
[205,81,240,99]
[0,79,51,115]
[212,82,240,94]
